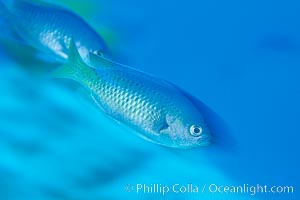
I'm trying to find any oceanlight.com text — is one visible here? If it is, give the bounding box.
[124,183,294,196]
[207,183,294,195]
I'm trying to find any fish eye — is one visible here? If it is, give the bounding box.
[189,125,203,137]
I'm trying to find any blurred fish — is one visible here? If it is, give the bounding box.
[54,40,212,148]
[0,0,109,63]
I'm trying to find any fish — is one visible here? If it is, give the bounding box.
[0,0,109,62]
[54,40,212,148]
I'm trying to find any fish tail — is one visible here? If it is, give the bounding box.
[52,39,93,84]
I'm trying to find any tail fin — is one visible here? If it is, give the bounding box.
[52,39,94,85]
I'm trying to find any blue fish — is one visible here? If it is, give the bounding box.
[54,40,212,148]
[0,0,109,62]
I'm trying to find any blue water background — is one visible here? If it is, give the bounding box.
[0,0,299,199]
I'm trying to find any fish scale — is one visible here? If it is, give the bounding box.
[53,40,211,148]
[91,70,167,133]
